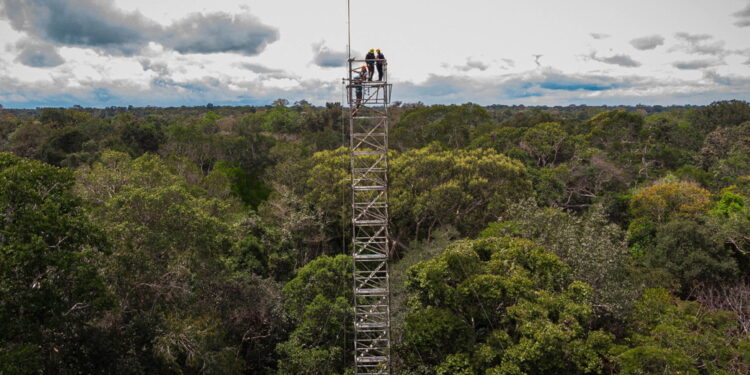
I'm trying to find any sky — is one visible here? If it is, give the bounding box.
[0,0,749,108]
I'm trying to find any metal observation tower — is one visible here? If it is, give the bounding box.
[346,57,392,374]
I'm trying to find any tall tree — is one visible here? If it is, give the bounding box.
[399,237,614,374]
[0,153,113,373]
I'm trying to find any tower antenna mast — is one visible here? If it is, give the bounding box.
[347,0,351,59]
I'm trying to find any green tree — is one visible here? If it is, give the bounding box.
[587,110,644,155]
[263,104,303,133]
[38,108,90,127]
[710,189,750,268]
[392,104,491,150]
[276,255,353,374]
[481,201,637,320]
[640,112,700,172]
[518,121,572,167]
[255,184,327,274]
[648,218,740,294]
[120,117,165,156]
[162,120,222,173]
[0,153,113,373]
[399,237,614,374]
[627,178,739,294]
[7,121,51,161]
[688,99,750,134]
[555,147,629,209]
[698,122,750,187]
[586,110,654,179]
[390,144,531,241]
[469,125,526,157]
[615,288,750,375]
[304,147,351,247]
[75,151,249,373]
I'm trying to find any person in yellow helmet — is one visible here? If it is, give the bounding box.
[376,49,385,81]
[365,49,376,81]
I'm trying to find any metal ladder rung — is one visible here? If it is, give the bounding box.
[355,322,389,329]
[354,254,388,260]
[353,220,386,226]
[353,168,387,173]
[356,357,389,364]
[356,289,387,295]
[353,133,387,137]
[353,186,385,192]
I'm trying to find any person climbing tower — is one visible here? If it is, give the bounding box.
[354,65,367,107]
[376,49,385,81]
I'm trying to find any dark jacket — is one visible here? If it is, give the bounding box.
[376,52,385,66]
[365,52,376,64]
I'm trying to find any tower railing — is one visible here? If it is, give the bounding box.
[346,57,391,375]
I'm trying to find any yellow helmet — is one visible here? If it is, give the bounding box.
[376,49,381,52]
[369,49,374,53]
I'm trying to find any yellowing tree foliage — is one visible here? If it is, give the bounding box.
[390,143,532,240]
[630,180,712,223]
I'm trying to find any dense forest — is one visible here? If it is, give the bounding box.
[1,99,750,374]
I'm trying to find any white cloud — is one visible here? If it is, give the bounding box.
[588,52,641,67]
[311,41,349,68]
[733,3,750,27]
[0,0,279,56]
[13,38,64,67]
[672,59,722,70]
[444,58,490,72]
[630,35,665,50]
[672,32,728,56]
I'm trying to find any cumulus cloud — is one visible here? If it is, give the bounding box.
[445,58,489,71]
[702,70,750,87]
[13,38,64,67]
[589,52,641,67]
[461,58,489,71]
[311,42,349,68]
[235,62,292,80]
[733,3,750,27]
[0,0,279,56]
[138,58,171,79]
[590,33,610,40]
[237,62,284,74]
[675,32,712,44]
[672,32,727,56]
[630,35,665,50]
[672,59,722,70]
[161,13,278,55]
[0,0,154,55]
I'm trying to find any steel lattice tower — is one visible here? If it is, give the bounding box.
[346,58,391,375]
